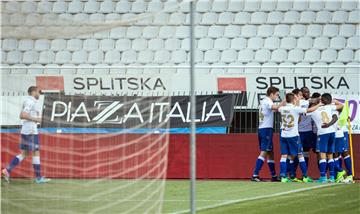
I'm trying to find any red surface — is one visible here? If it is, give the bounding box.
[36,76,64,90]
[1,133,359,179]
[217,77,247,91]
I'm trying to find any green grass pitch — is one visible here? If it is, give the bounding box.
[1,179,359,214]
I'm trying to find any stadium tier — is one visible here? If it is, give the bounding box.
[1,0,359,75]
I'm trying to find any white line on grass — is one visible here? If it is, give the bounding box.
[169,183,338,214]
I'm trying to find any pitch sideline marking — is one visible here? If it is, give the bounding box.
[169,183,338,214]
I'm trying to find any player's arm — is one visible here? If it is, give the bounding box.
[19,111,41,123]
[332,99,344,111]
[306,102,322,113]
[321,114,338,128]
[19,100,41,123]
[271,100,286,112]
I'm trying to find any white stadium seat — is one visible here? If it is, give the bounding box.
[309,1,324,11]
[148,38,164,50]
[251,12,267,24]
[51,39,66,51]
[325,1,341,11]
[293,1,308,11]
[115,1,130,13]
[18,39,33,51]
[21,1,36,13]
[332,11,348,23]
[195,26,209,38]
[221,49,237,63]
[148,1,162,12]
[100,0,114,13]
[214,38,230,50]
[138,50,154,63]
[171,50,187,63]
[228,0,244,12]
[198,38,213,51]
[320,49,337,63]
[67,39,82,51]
[218,12,233,25]
[88,50,104,64]
[280,37,296,50]
[234,12,250,24]
[52,1,67,13]
[131,1,145,13]
[276,1,292,11]
[99,39,115,51]
[274,25,289,37]
[175,26,188,38]
[204,50,220,63]
[323,24,339,37]
[201,12,218,25]
[154,50,170,63]
[297,37,313,50]
[347,36,360,49]
[254,49,271,63]
[212,0,228,12]
[34,39,50,51]
[68,0,83,14]
[2,39,17,51]
[55,51,71,64]
[260,0,276,11]
[316,11,332,23]
[304,49,321,63]
[339,24,355,37]
[271,49,287,63]
[290,25,306,37]
[165,38,180,50]
[330,37,346,50]
[23,51,39,64]
[159,26,175,39]
[169,12,185,25]
[84,0,99,13]
[307,24,322,37]
[208,26,224,38]
[230,38,247,50]
[83,39,99,51]
[313,37,330,50]
[196,0,211,12]
[337,49,354,63]
[72,50,88,64]
[126,26,142,39]
[37,1,52,14]
[287,49,304,63]
[247,37,264,50]
[264,37,280,50]
[283,11,299,24]
[267,11,283,24]
[238,49,254,63]
[241,25,257,38]
[348,10,360,23]
[257,25,274,37]
[120,50,136,64]
[299,11,316,23]
[153,13,169,25]
[132,38,147,51]
[243,0,260,12]
[39,51,55,64]
[224,25,240,38]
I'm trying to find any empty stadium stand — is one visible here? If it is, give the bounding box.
[1,0,359,74]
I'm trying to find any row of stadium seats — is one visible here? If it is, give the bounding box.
[2,36,358,51]
[3,11,360,25]
[2,62,358,75]
[3,0,358,14]
[3,48,359,64]
[3,24,358,39]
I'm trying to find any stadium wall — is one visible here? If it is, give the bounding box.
[1,133,359,179]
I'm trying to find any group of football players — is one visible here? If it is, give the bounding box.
[251,86,353,183]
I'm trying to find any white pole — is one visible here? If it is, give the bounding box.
[189,1,196,214]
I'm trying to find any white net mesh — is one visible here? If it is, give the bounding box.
[1,94,171,213]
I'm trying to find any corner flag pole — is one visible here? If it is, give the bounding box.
[189,1,196,214]
[348,118,355,177]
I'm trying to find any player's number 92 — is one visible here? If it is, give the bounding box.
[282,115,295,128]
[321,111,330,123]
